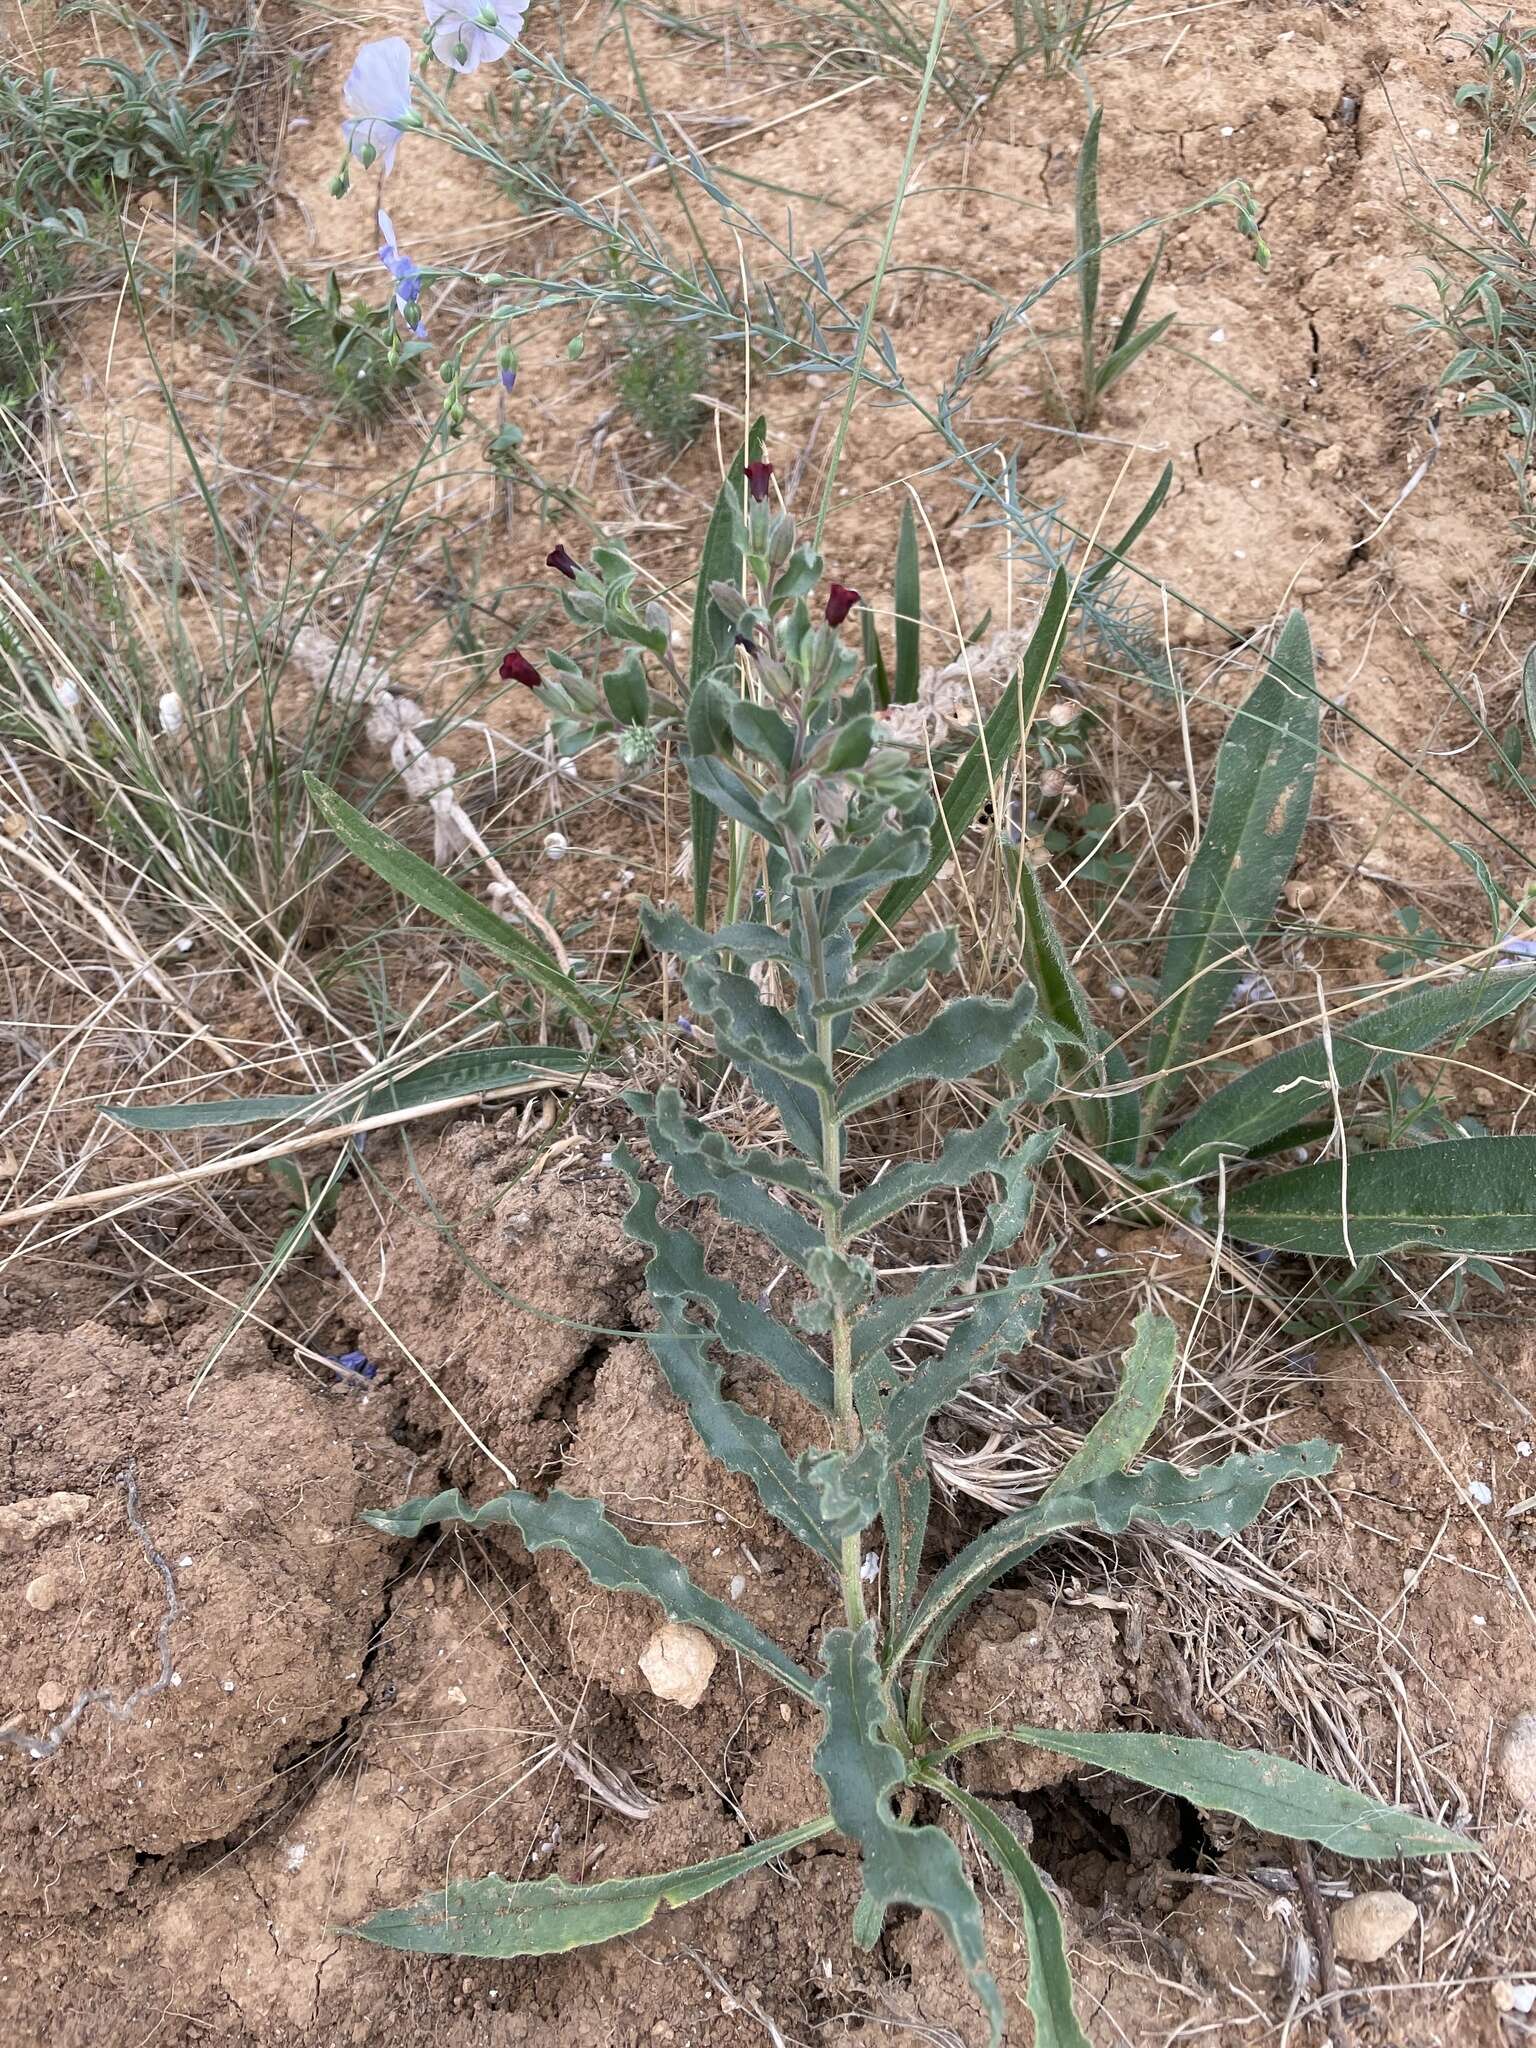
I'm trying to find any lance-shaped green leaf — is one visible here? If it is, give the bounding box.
[880,1261,1051,1453]
[1043,1311,1177,1501]
[862,570,1071,953]
[892,496,922,706]
[305,778,606,1027]
[107,1045,595,1133]
[814,1624,1003,2046]
[352,1816,834,1956]
[685,958,828,1157]
[920,1772,1090,2048]
[1223,1135,1536,1257]
[645,1308,838,1562]
[690,423,764,921]
[1162,968,1536,1176]
[895,1440,1336,1675]
[842,1111,1011,1240]
[631,1090,832,1205]
[366,1486,815,1700]
[685,753,780,842]
[851,1129,1056,1366]
[617,1164,834,1413]
[838,982,1039,1118]
[998,1730,1473,1861]
[879,1443,931,1641]
[1010,850,1140,1166]
[643,903,798,967]
[793,825,930,896]
[1141,612,1319,1130]
[639,1091,827,1266]
[811,930,957,1019]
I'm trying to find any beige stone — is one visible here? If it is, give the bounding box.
[1499,1713,1536,1807]
[36,1681,69,1715]
[24,1574,64,1613]
[1331,1889,1417,1963]
[638,1624,716,1710]
[0,1492,91,1551]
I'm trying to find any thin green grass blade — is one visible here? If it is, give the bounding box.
[923,1772,1089,2048]
[1111,234,1165,354]
[892,497,922,705]
[1162,967,1536,1176]
[304,777,605,1027]
[1000,1730,1473,1860]
[690,420,765,922]
[1223,1134,1536,1257]
[861,569,1071,954]
[1093,311,1176,400]
[106,1046,594,1131]
[351,1817,833,1956]
[366,1486,816,1699]
[1141,611,1319,1131]
[1080,460,1172,594]
[1076,108,1103,410]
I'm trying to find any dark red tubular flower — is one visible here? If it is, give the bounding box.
[545,544,580,580]
[743,459,774,503]
[499,649,542,687]
[825,583,862,627]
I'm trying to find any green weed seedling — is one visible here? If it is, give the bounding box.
[340,473,1475,2039]
[286,274,427,422]
[1074,110,1173,431]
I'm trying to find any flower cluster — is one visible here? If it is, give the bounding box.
[340,2,528,179]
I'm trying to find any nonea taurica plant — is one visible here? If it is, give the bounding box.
[355,476,1474,2039]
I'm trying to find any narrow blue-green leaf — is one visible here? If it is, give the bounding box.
[1522,644,1536,739]
[366,1486,815,1699]
[881,1261,1050,1452]
[1076,108,1103,398]
[923,1772,1090,2048]
[862,571,1071,954]
[1010,850,1139,1164]
[685,958,828,1157]
[842,1111,1010,1239]
[1224,1135,1536,1256]
[863,604,891,710]
[1001,1730,1473,1861]
[879,1444,930,1640]
[690,423,764,922]
[811,930,957,1020]
[1044,1311,1177,1500]
[1080,461,1172,595]
[642,1090,826,1266]
[892,498,922,706]
[814,1624,1003,2045]
[1111,235,1165,355]
[351,1816,833,1956]
[1142,611,1319,1128]
[106,1046,593,1133]
[616,1153,835,1413]
[1093,312,1176,399]
[838,982,1038,1118]
[304,777,604,1026]
[1162,968,1536,1176]
[896,1440,1335,1675]
[642,903,796,966]
[637,1086,833,1203]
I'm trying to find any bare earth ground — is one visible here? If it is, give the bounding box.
[5,0,1536,2042]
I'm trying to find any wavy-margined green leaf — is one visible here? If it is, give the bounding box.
[304,777,606,1028]
[106,1045,594,1133]
[1044,1311,1177,1501]
[1162,968,1536,1176]
[862,570,1071,953]
[365,1486,815,1700]
[814,1624,1003,2046]
[999,1730,1473,1861]
[811,930,957,1020]
[921,1772,1089,2048]
[793,825,930,896]
[614,1155,834,1413]
[352,1816,833,1956]
[1141,612,1319,1130]
[895,1440,1336,1674]
[638,1091,827,1266]
[1224,1135,1536,1257]
[842,1111,1011,1239]
[851,1129,1057,1366]
[799,1440,889,1539]
[642,903,798,967]
[880,1443,930,1638]
[892,496,922,706]
[1010,850,1140,1166]
[879,1261,1051,1453]
[838,982,1038,1118]
[685,958,829,1156]
[690,423,764,921]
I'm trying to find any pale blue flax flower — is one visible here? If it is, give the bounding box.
[422,0,527,75]
[341,38,415,173]
[377,211,427,338]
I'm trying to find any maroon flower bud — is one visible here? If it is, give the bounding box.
[499,649,542,688]
[825,583,862,627]
[743,459,774,503]
[545,544,580,580]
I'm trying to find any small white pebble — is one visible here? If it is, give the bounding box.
[1209,327,1227,345]
[170,1673,182,1688]
[1474,1614,1487,1627]
[1518,1441,1532,1458]
[55,679,80,711]
[1469,1481,1493,1505]
[1249,477,1263,489]
[542,830,569,861]
[1446,119,1459,135]
[729,1574,746,1600]
[1233,547,1247,560]
[222,1680,236,1693]
[1415,126,1432,140]
[1220,125,1234,137]
[860,1551,880,1583]
[284,1842,307,1873]
[157,692,184,736]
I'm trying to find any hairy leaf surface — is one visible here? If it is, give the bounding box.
[1224,1135,1536,1256]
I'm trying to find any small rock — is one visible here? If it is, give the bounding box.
[1284,880,1316,911]
[1498,1713,1536,1806]
[24,1573,64,1613]
[638,1624,717,1710]
[1312,444,1343,477]
[1492,1980,1536,2015]
[1331,1889,1417,1962]
[36,1680,69,1715]
[0,1492,92,1551]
